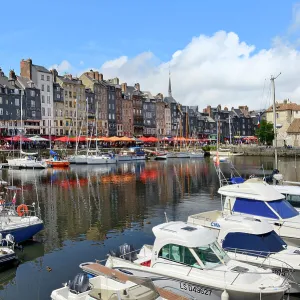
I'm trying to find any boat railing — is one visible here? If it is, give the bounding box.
[150,260,289,288]
[224,247,294,281]
[0,202,41,220]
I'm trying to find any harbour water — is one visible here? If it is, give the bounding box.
[0,156,299,300]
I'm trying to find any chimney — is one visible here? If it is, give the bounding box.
[134,83,140,92]
[121,83,127,93]
[206,105,212,117]
[65,74,72,80]
[20,58,32,79]
[224,107,228,111]
[0,67,4,77]
[99,73,103,81]
[283,99,287,104]
[50,69,58,82]
[94,71,99,81]
[8,69,17,85]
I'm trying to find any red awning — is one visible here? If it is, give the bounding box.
[4,136,31,142]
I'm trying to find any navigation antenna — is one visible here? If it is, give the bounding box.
[164,212,169,223]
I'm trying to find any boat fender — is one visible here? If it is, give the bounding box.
[17,204,29,217]
[221,290,229,300]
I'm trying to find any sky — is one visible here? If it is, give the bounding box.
[1,0,300,110]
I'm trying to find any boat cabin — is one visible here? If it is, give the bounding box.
[151,221,230,269]
[219,178,299,221]
[216,216,288,257]
[273,185,300,206]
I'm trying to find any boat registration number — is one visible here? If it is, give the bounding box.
[272,269,289,277]
[180,282,212,295]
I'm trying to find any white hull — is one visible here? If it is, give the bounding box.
[167,152,190,158]
[7,158,47,169]
[116,155,146,162]
[107,259,286,300]
[213,156,228,163]
[87,156,116,165]
[189,152,204,158]
[75,155,87,164]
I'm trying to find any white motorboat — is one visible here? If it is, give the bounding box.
[87,153,116,165]
[51,263,185,300]
[189,151,204,158]
[0,234,18,268]
[7,153,47,169]
[104,221,289,300]
[167,152,190,158]
[116,147,146,162]
[154,151,168,160]
[188,211,300,293]
[218,177,300,243]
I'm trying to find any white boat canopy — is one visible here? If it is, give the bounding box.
[218,178,285,201]
[152,221,216,248]
[28,135,49,142]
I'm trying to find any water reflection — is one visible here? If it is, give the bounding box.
[0,156,299,299]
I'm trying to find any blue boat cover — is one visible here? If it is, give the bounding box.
[50,150,58,156]
[229,177,245,184]
[233,198,298,219]
[223,231,287,256]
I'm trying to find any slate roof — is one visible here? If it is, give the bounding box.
[17,76,37,89]
[164,96,177,104]
[0,74,21,89]
[57,75,83,85]
[266,102,300,112]
[287,119,300,134]
[33,64,51,74]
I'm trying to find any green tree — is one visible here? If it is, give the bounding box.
[255,120,274,145]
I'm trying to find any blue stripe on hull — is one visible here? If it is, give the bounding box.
[1,223,44,243]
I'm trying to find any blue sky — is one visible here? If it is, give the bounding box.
[0,0,297,75]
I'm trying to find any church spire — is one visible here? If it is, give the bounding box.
[168,70,172,97]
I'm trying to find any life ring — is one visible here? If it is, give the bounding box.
[17,204,29,217]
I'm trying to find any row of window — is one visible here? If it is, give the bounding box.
[0,97,20,106]
[41,84,51,92]
[0,108,37,118]
[41,74,50,81]
[41,107,52,117]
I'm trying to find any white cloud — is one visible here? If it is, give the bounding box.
[79,60,84,66]
[96,30,300,110]
[289,3,300,33]
[49,60,72,74]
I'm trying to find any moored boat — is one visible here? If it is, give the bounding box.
[51,263,185,300]
[104,221,289,299]
[188,212,300,293]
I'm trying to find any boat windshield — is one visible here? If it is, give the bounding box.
[268,200,299,219]
[193,242,230,269]
[233,198,298,219]
[223,230,287,256]
[286,194,300,205]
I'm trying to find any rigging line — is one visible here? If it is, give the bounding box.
[259,78,267,111]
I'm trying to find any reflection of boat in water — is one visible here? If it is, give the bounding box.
[0,240,44,291]
[7,169,48,183]
[139,169,159,183]
[101,174,136,184]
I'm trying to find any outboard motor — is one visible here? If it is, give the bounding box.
[109,243,137,261]
[5,234,14,247]
[68,273,90,294]
[264,169,280,184]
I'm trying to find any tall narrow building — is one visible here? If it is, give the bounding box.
[20,59,54,135]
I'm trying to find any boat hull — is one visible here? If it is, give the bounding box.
[7,159,47,169]
[155,155,167,160]
[1,222,44,243]
[87,157,116,165]
[75,156,87,164]
[107,266,285,300]
[46,161,70,168]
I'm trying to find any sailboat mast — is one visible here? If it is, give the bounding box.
[75,96,78,155]
[86,97,89,153]
[95,101,98,151]
[20,90,23,157]
[229,115,232,145]
[271,73,281,170]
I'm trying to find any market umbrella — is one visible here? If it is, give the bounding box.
[69,136,86,142]
[147,137,158,142]
[54,136,70,142]
[118,136,134,142]
[4,136,31,142]
[28,135,49,142]
[108,136,119,142]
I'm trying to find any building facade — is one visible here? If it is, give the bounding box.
[156,99,165,136]
[80,71,108,136]
[143,99,156,136]
[53,71,86,136]
[164,104,171,136]
[20,59,54,135]
[266,100,300,147]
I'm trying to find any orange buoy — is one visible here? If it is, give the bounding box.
[17,204,29,217]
